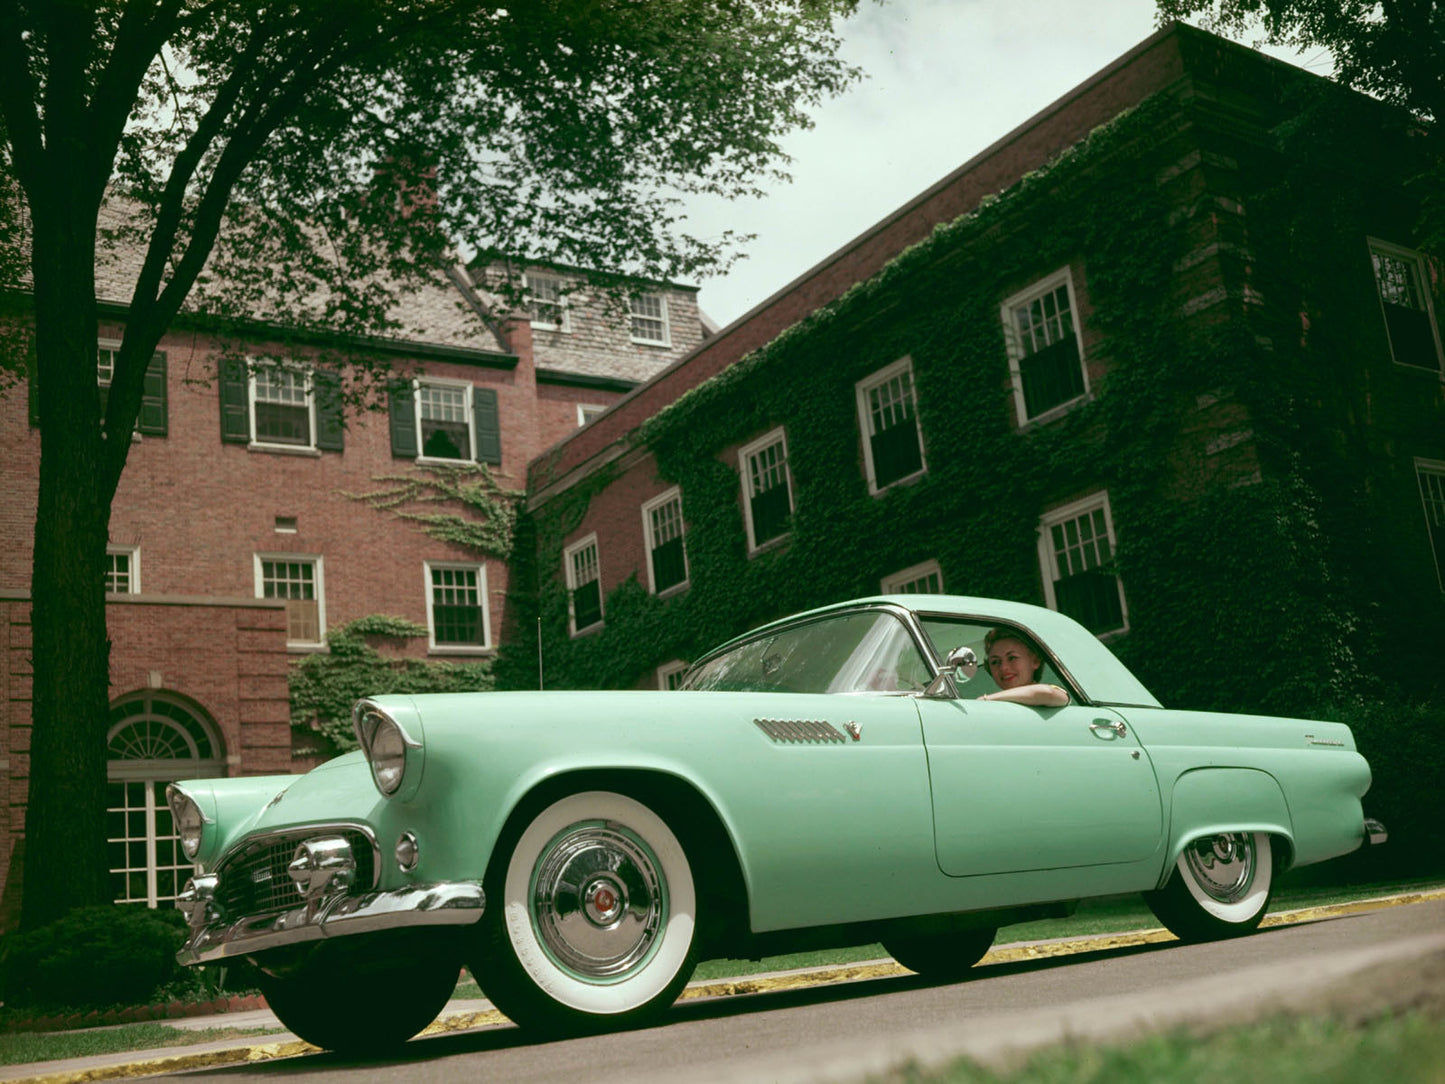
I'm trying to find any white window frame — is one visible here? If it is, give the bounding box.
[1037,492,1128,635]
[248,361,317,451]
[525,271,571,332]
[641,487,689,596]
[105,545,141,595]
[98,337,121,387]
[656,660,689,690]
[577,403,606,427]
[424,561,492,653]
[1416,458,1445,592]
[1369,238,1444,375]
[856,357,926,495]
[254,553,326,649]
[630,292,671,346]
[1001,268,1090,426]
[413,376,476,464]
[564,533,604,636]
[881,559,943,595]
[739,427,795,554]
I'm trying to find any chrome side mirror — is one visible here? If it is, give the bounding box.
[922,646,979,699]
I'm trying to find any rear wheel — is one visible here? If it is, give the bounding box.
[884,926,995,979]
[469,790,699,1033]
[256,944,459,1054]
[1145,831,1273,942]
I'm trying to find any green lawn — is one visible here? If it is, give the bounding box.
[0,1022,277,1066]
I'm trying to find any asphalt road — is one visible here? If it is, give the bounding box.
[179,898,1445,1084]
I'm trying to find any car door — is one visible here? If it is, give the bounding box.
[918,697,1163,877]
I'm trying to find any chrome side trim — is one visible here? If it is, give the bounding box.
[754,718,847,744]
[177,880,486,966]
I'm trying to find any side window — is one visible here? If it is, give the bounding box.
[1038,493,1127,635]
[739,428,794,552]
[255,554,325,649]
[219,360,343,452]
[1001,269,1088,424]
[1417,459,1445,592]
[577,403,606,427]
[882,559,942,594]
[425,562,490,651]
[642,487,689,595]
[525,272,570,332]
[387,379,500,466]
[1370,239,1443,373]
[564,534,603,635]
[106,546,141,595]
[856,358,925,494]
[630,292,671,346]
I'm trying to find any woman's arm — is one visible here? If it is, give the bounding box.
[978,684,1069,707]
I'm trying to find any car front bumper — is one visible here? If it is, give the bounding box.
[176,878,486,966]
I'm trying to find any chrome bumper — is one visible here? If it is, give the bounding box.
[177,879,486,966]
[1365,817,1388,847]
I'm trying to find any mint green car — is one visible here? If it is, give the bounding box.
[170,596,1380,1051]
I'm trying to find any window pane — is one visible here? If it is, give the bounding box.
[419,384,471,459]
[432,567,485,645]
[630,294,668,342]
[253,369,310,445]
[573,579,602,630]
[105,552,131,594]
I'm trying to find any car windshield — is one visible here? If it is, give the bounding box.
[681,610,932,694]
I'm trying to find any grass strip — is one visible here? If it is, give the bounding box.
[0,1023,278,1066]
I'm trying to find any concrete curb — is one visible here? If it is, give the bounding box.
[5,887,1443,1084]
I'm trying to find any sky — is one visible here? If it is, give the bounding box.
[683,0,1330,329]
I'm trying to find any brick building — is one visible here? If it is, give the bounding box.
[518,23,1445,708]
[0,241,705,912]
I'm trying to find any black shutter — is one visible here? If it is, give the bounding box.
[473,386,501,465]
[218,357,250,443]
[137,352,168,436]
[388,380,418,458]
[313,369,344,452]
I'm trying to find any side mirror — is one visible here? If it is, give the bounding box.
[922,646,979,699]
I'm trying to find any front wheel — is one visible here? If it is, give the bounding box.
[1145,831,1273,942]
[884,926,995,979]
[256,945,460,1054]
[469,790,699,1033]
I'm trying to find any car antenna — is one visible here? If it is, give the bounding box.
[537,616,545,691]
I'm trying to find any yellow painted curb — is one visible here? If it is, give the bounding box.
[5,887,1442,1082]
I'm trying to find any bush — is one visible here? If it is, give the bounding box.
[0,905,187,1009]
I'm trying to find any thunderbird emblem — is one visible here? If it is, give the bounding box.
[844,722,862,742]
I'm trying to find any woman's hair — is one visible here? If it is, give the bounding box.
[983,627,1045,681]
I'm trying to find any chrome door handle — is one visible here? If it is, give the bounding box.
[1089,719,1127,738]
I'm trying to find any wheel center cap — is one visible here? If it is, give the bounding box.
[583,876,626,925]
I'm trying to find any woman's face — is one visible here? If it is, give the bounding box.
[986,638,1041,690]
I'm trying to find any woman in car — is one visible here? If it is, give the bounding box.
[976,628,1070,706]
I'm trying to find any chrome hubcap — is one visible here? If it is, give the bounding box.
[531,822,666,980]
[1184,832,1256,903]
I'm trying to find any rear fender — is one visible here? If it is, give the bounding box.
[1160,768,1294,887]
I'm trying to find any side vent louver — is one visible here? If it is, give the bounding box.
[754,718,847,744]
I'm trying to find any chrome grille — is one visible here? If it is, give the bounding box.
[214,827,375,918]
[753,718,847,744]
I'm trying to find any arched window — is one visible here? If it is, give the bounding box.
[106,692,224,907]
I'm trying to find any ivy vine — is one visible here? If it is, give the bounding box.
[345,462,521,561]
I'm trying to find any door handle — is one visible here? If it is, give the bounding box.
[1089,719,1127,738]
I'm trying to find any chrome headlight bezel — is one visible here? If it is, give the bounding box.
[166,784,209,861]
[352,700,424,801]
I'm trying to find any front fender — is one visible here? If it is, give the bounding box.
[1160,767,1294,886]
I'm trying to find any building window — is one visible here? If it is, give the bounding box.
[657,660,689,690]
[882,559,942,595]
[857,358,925,493]
[1370,239,1443,373]
[740,428,794,552]
[1418,459,1445,591]
[526,272,570,331]
[577,403,606,427]
[425,562,490,650]
[643,488,689,595]
[256,555,325,647]
[107,692,223,907]
[252,365,314,447]
[95,340,168,437]
[1002,269,1088,423]
[417,380,473,461]
[1038,493,1126,635]
[106,547,140,594]
[565,534,603,635]
[630,293,671,346]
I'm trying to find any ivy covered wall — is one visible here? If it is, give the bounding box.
[499,48,1444,863]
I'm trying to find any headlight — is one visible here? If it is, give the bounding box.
[353,700,423,798]
[167,784,206,861]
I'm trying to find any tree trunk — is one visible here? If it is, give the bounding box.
[19,196,117,931]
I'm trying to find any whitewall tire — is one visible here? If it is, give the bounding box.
[1145,831,1274,942]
